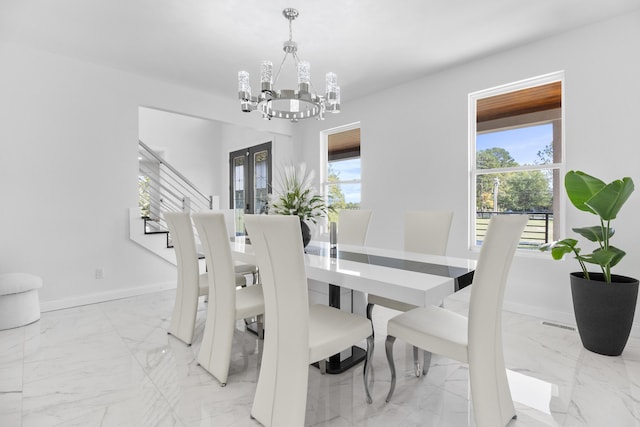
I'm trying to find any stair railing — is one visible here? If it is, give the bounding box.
[138,140,213,235]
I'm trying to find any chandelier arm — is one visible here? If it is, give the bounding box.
[309,81,320,98]
[273,51,289,88]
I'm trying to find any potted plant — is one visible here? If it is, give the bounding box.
[540,170,638,356]
[268,163,330,247]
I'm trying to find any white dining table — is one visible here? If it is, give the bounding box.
[231,238,476,309]
[232,237,476,373]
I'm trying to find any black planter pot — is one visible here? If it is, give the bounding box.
[300,219,311,248]
[570,272,639,356]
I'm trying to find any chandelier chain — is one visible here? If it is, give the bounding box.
[289,17,293,42]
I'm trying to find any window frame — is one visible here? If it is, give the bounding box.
[320,122,362,211]
[468,72,565,252]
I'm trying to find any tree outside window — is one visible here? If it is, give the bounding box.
[323,125,361,225]
[471,73,564,249]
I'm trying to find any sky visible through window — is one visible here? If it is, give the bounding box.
[330,158,361,203]
[476,123,553,165]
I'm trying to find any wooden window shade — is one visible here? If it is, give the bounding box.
[328,128,360,161]
[476,82,561,123]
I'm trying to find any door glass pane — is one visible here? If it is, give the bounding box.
[254,150,269,214]
[232,156,245,236]
[229,142,272,236]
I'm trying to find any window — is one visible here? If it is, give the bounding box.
[469,72,564,249]
[322,124,361,224]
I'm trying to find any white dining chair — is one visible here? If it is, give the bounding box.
[220,209,260,284]
[163,212,209,346]
[192,212,265,386]
[337,209,372,245]
[404,210,454,255]
[244,214,374,427]
[367,210,453,375]
[385,214,527,427]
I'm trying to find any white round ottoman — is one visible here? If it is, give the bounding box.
[0,273,43,330]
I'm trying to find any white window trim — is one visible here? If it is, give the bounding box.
[320,121,361,196]
[468,71,566,252]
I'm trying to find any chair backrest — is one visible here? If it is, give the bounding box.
[192,213,236,328]
[163,212,199,288]
[338,209,372,245]
[221,209,237,238]
[468,214,527,349]
[404,210,453,255]
[244,214,310,426]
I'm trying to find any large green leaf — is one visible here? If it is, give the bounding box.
[539,238,578,260]
[571,226,614,243]
[585,177,634,221]
[608,246,627,267]
[564,171,605,213]
[581,246,626,267]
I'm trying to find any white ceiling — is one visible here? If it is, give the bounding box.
[1,0,639,103]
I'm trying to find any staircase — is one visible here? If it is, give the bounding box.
[130,140,215,264]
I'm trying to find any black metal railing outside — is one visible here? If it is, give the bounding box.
[476,211,554,248]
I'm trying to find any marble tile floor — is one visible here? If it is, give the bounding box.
[1,289,639,427]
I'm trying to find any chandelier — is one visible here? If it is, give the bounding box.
[237,8,340,122]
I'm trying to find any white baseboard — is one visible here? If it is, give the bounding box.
[502,299,640,339]
[40,281,176,313]
[447,290,640,339]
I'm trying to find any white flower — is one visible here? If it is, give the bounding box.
[268,163,330,224]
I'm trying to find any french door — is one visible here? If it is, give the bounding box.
[229,142,272,236]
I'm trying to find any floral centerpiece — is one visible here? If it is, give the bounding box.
[268,163,330,247]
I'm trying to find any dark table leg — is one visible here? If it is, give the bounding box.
[312,283,367,374]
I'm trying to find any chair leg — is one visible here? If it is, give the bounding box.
[423,349,431,376]
[385,335,397,402]
[363,334,374,404]
[257,314,264,340]
[319,359,327,375]
[366,303,375,339]
[413,346,421,377]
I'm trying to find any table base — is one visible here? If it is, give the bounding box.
[312,346,367,374]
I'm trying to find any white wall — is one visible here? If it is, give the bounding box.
[0,40,292,309]
[137,108,295,211]
[138,107,222,200]
[293,11,640,332]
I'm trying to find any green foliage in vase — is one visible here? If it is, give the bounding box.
[268,163,331,224]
